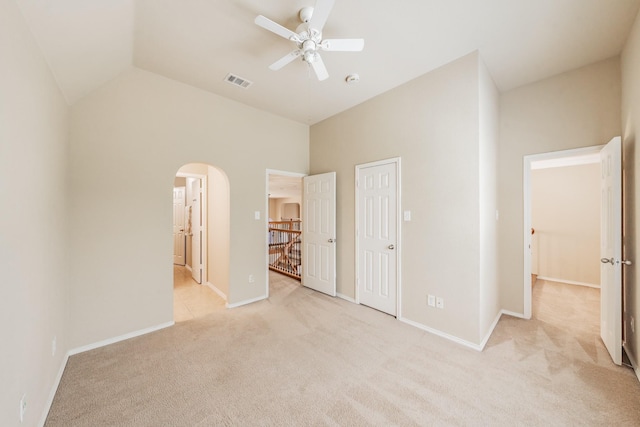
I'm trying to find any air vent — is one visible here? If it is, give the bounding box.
[225,73,253,89]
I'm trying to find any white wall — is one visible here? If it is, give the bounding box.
[531,164,601,286]
[69,68,308,348]
[498,57,621,314]
[0,0,70,424]
[311,52,496,345]
[621,7,640,370]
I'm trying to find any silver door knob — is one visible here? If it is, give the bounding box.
[601,257,614,264]
[623,260,633,266]
[328,238,335,243]
[388,244,395,250]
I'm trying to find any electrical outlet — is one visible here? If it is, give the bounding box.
[52,336,56,357]
[436,297,444,309]
[631,316,635,334]
[248,274,255,283]
[19,394,26,423]
[427,295,436,307]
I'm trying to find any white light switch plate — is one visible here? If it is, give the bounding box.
[254,211,260,220]
[403,210,411,221]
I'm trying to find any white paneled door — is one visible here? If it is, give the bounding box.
[303,172,336,296]
[357,159,399,316]
[190,178,202,284]
[173,187,186,266]
[600,136,623,365]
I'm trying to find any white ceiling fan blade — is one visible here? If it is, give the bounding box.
[255,15,298,40]
[308,0,335,32]
[269,50,301,71]
[311,55,329,81]
[321,38,364,52]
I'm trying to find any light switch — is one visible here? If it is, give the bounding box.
[403,210,412,221]
[254,211,260,220]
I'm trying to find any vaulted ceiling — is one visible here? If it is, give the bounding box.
[16,0,640,124]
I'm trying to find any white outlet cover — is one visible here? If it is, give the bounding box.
[403,210,412,221]
[254,211,260,220]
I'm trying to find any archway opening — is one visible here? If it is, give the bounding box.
[172,163,230,322]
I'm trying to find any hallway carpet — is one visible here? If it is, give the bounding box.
[45,275,640,425]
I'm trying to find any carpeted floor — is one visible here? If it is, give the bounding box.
[45,275,640,426]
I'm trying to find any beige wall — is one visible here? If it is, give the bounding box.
[531,164,601,286]
[0,0,70,424]
[622,8,640,369]
[478,59,501,337]
[498,57,621,314]
[269,197,301,221]
[311,52,498,345]
[207,165,230,296]
[69,68,308,348]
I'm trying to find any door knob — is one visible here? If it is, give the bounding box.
[388,244,395,250]
[622,260,633,266]
[328,238,335,243]
[601,257,614,264]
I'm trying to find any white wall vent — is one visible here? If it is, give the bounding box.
[224,73,253,89]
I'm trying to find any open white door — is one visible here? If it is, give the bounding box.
[190,178,202,284]
[173,187,186,265]
[302,172,336,296]
[600,136,622,365]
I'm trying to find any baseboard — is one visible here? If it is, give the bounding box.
[501,309,527,319]
[398,316,483,351]
[623,343,640,384]
[478,311,503,351]
[226,295,267,309]
[38,351,70,427]
[68,321,175,356]
[536,276,599,289]
[337,293,356,303]
[206,281,228,301]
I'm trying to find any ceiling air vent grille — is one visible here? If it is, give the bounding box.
[225,73,253,89]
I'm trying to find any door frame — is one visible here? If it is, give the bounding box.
[176,172,207,285]
[265,169,306,298]
[523,145,603,319]
[355,157,402,317]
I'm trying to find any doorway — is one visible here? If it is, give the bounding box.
[528,152,602,338]
[523,139,624,365]
[173,163,231,321]
[266,170,304,297]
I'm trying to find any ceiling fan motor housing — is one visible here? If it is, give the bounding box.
[299,7,314,23]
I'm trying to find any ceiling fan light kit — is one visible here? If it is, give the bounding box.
[255,0,364,81]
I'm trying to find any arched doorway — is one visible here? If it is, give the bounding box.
[172,163,230,321]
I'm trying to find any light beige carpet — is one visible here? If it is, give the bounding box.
[45,276,640,426]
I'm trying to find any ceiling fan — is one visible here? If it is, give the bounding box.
[254,0,364,81]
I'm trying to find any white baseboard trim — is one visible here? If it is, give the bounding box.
[536,276,599,289]
[337,293,356,303]
[398,316,483,351]
[226,295,267,309]
[206,281,228,301]
[39,352,70,427]
[68,321,175,356]
[501,309,527,319]
[623,343,640,384]
[478,311,503,351]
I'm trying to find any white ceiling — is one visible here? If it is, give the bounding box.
[16,0,640,125]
